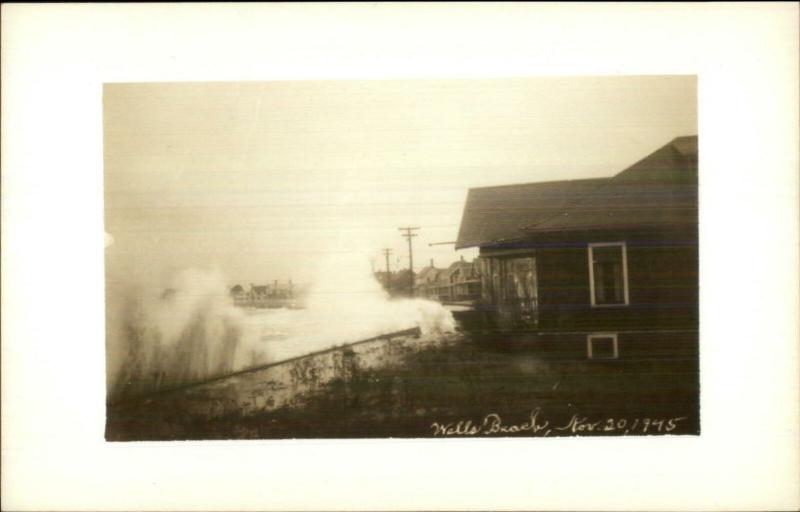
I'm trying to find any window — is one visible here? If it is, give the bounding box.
[587,333,619,359]
[507,256,538,326]
[588,242,629,306]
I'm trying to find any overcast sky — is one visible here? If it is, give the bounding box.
[104,76,697,287]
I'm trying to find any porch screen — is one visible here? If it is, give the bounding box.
[506,256,538,325]
[590,244,628,306]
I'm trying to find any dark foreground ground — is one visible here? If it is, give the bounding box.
[107,328,699,440]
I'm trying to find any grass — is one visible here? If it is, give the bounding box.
[108,331,699,440]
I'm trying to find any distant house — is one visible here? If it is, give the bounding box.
[413,257,481,303]
[414,260,443,300]
[269,280,294,299]
[248,284,269,302]
[230,284,246,304]
[230,281,299,308]
[447,256,481,302]
[432,266,452,302]
[455,136,698,361]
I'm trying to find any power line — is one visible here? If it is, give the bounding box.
[398,226,420,296]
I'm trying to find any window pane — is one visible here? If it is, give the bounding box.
[592,245,624,305]
[590,336,617,359]
[507,256,538,325]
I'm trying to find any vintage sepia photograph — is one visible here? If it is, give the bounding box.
[6,2,800,511]
[104,76,699,440]
[5,3,799,510]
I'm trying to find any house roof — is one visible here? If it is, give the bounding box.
[434,268,451,284]
[447,259,475,275]
[448,260,471,269]
[455,136,698,249]
[447,259,481,282]
[415,266,442,285]
[416,265,439,280]
[455,178,606,249]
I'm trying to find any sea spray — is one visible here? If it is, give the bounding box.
[106,269,255,402]
[106,256,456,403]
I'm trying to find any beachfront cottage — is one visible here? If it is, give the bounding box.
[446,256,482,303]
[414,260,443,300]
[269,280,294,299]
[455,136,699,361]
[415,257,482,303]
[248,284,269,302]
[230,284,246,305]
[431,266,452,302]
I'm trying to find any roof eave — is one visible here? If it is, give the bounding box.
[457,221,697,249]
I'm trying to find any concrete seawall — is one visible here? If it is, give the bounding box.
[107,327,461,439]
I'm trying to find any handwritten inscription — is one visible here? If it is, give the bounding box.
[431,409,686,436]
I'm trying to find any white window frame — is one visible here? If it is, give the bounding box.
[588,242,630,307]
[587,333,619,359]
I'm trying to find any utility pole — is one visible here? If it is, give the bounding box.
[398,226,420,297]
[381,248,393,288]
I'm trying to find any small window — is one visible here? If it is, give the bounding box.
[588,242,629,306]
[587,333,619,359]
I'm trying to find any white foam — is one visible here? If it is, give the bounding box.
[106,253,455,401]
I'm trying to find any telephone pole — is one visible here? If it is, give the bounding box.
[398,226,419,297]
[381,248,393,288]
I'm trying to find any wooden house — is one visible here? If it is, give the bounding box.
[455,136,698,361]
[414,257,482,303]
[248,284,269,302]
[414,260,443,300]
[230,284,246,305]
[446,256,482,302]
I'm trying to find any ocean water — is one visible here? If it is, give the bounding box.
[106,262,456,403]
